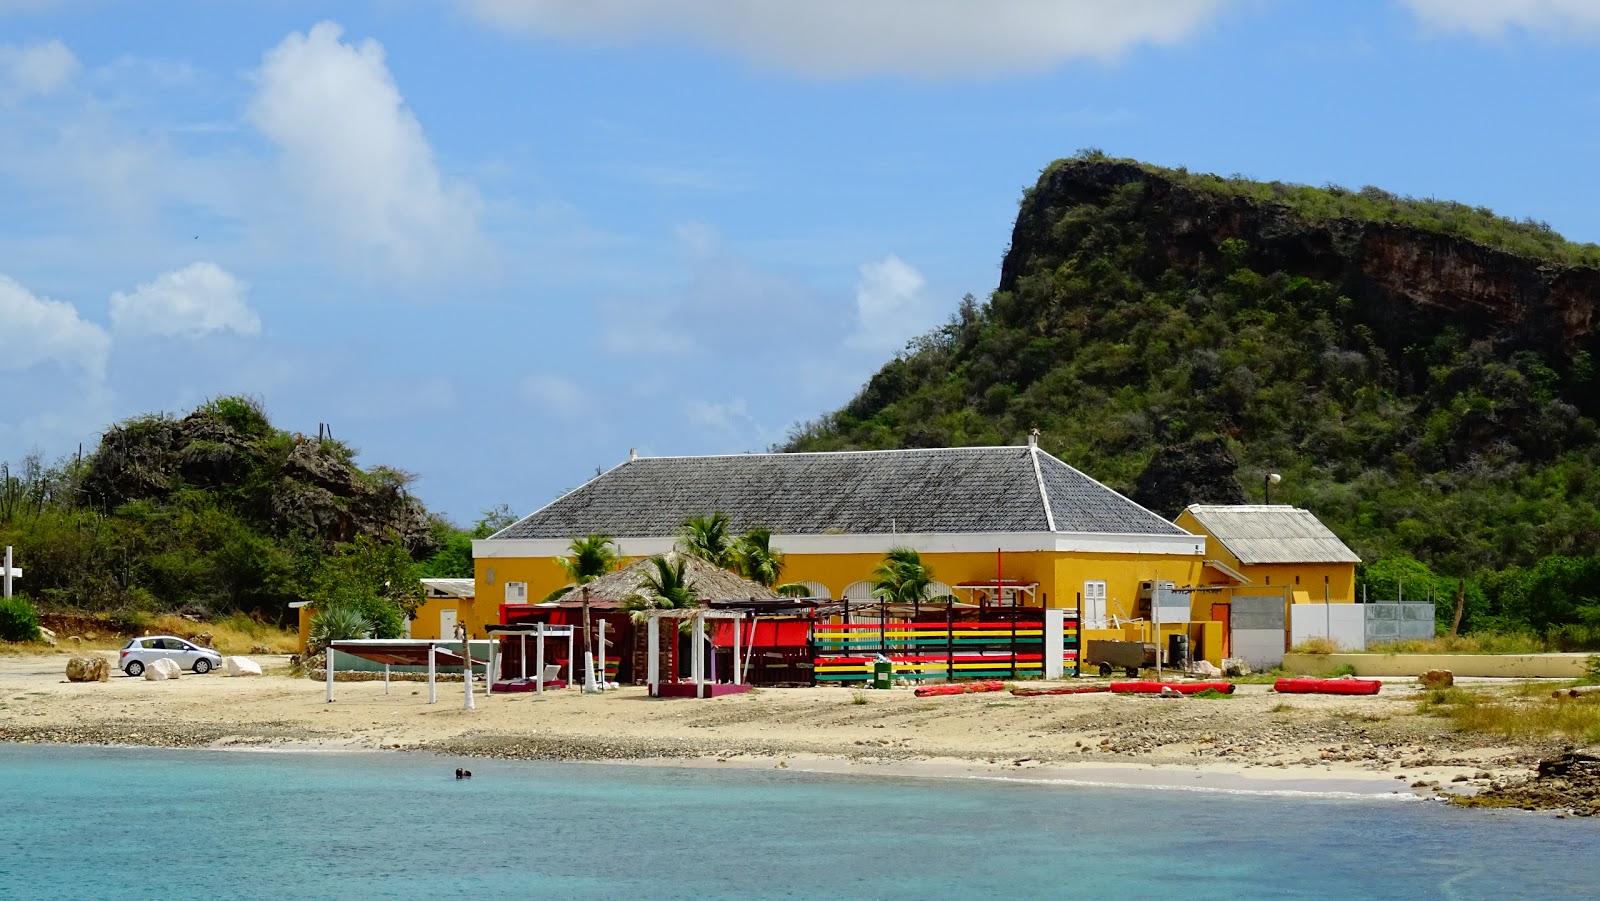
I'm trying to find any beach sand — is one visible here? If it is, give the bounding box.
[0,654,1550,798]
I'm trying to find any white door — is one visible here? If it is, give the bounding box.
[1084,581,1108,628]
[440,608,458,639]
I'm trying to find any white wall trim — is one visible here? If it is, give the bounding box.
[474,530,1205,559]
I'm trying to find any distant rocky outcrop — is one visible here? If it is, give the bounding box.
[81,401,435,556]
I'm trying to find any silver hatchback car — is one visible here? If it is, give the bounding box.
[119,636,224,676]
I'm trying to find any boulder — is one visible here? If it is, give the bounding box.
[1190,659,1223,678]
[1419,669,1454,689]
[225,656,263,677]
[38,626,57,647]
[1222,658,1252,677]
[194,631,214,648]
[66,656,109,683]
[249,644,271,655]
[144,658,182,681]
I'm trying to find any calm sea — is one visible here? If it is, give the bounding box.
[0,744,1594,900]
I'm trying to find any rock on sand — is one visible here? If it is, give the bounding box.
[144,658,182,681]
[65,656,109,683]
[225,656,263,677]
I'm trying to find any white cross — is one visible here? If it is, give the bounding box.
[2,546,21,598]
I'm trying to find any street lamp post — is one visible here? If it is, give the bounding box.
[1265,472,1282,505]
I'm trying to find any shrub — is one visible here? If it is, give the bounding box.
[310,604,372,650]
[0,595,41,642]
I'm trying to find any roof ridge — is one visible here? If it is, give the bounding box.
[622,445,1029,462]
[1029,444,1057,532]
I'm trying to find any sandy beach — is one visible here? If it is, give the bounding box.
[0,652,1561,801]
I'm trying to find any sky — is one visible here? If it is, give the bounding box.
[3,0,1600,525]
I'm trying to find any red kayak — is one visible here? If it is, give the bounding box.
[913,681,1006,698]
[1011,686,1111,696]
[1274,677,1382,695]
[1109,681,1234,695]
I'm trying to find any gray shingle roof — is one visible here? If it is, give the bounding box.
[1183,504,1361,565]
[490,446,1188,540]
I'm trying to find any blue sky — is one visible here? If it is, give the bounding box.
[3,0,1599,525]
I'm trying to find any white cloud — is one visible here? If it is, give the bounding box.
[459,0,1231,78]
[519,373,590,418]
[0,274,110,377]
[248,21,484,276]
[1400,0,1600,37]
[848,254,937,353]
[110,262,261,339]
[0,38,78,102]
[685,397,760,438]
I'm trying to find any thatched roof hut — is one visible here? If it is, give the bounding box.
[572,552,780,604]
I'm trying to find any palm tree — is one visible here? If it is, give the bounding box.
[732,525,785,588]
[556,534,622,689]
[871,547,934,606]
[677,512,735,568]
[622,554,700,682]
[621,554,699,622]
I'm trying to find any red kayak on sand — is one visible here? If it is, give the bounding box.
[1109,681,1234,695]
[1274,677,1382,695]
[1011,686,1110,696]
[913,681,1006,698]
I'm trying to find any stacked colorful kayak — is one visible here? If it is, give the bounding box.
[913,681,1006,698]
[1108,681,1234,695]
[1273,677,1382,695]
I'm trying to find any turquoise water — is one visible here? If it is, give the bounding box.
[1,745,1595,900]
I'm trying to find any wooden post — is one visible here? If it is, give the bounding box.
[597,620,607,688]
[535,623,546,695]
[383,663,390,695]
[692,613,707,698]
[647,615,660,696]
[428,645,437,704]
[1010,609,1018,679]
[458,623,475,710]
[1450,579,1466,638]
[487,641,498,697]
[945,598,955,682]
[519,633,527,681]
[732,613,743,685]
[325,643,335,702]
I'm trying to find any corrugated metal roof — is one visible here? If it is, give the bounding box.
[420,578,476,598]
[1184,505,1361,565]
[489,446,1188,541]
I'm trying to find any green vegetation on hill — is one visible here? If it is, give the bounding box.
[785,152,1600,640]
[0,397,479,632]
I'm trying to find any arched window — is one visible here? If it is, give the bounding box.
[841,580,875,602]
[923,581,954,601]
[794,580,830,599]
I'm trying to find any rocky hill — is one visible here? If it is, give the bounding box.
[785,154,1600,622]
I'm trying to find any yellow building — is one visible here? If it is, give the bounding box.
[1175,504,1361,665]
[473,440,1225,664]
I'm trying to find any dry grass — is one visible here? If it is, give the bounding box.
[1418,686,1600,744]
[1289,637,1343,655]
[7,613,297,656]
[1369,634,1550,655]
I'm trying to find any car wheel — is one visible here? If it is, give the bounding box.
[125,661,145,677]
[194,658,212,674]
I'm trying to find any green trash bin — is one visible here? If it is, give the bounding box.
[873,659,893,689]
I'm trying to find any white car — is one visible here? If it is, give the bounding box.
[119,636,224,676]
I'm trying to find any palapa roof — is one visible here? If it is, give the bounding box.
[1182,505,1361,565]
[567,553,780,603]
[490,445,1186,540]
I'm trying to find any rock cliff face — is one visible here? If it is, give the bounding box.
[82,408,434,555]
[1003,160,1600,367]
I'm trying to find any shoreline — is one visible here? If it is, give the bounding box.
[0,654,1566,809]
